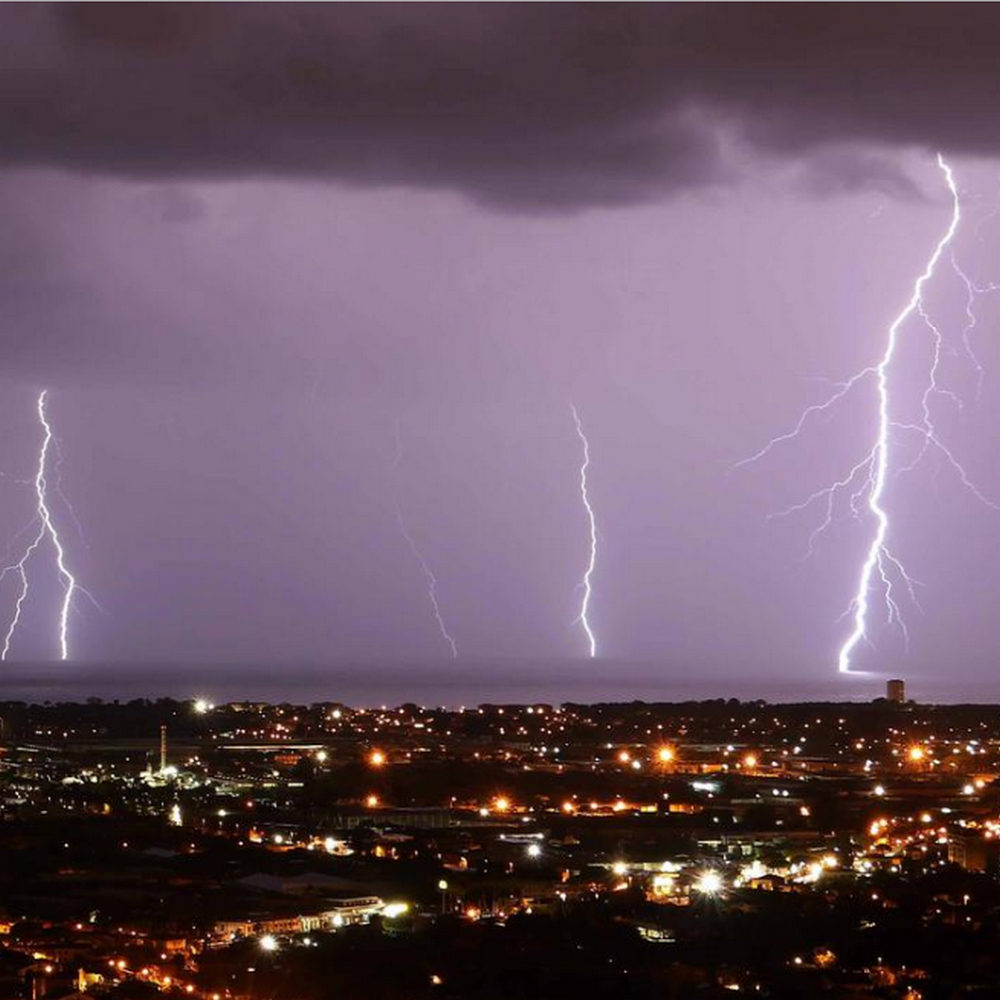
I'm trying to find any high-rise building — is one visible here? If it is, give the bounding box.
[160,724,168,771]
[886,679,905,704]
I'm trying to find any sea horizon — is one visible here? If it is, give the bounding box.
[0,660,996,707]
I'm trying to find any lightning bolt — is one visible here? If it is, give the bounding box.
[951,253,1000,402]
[391,423,458,659]
[394,502,458,659]
[570,403,598,658]
[738,154,996,675]
[1,390,83,661]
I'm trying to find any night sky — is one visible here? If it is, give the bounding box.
[2,4,1000,695]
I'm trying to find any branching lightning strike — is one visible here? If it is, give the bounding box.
[738,155,997,675]
[0,390,84,661]
[570,403,598,658]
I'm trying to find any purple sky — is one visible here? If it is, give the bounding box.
[2,5,1000,692]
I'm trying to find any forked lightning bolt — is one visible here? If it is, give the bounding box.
[570,403,598,658]
[1,390,84,661]
[738,154,997,675]
[952,253,1000,401]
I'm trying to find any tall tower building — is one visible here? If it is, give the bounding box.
[159,724,168,772]
[886,679,905,704]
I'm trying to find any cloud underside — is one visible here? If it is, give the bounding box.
[0,4,997,210]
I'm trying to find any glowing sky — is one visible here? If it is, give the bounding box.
[2,5,1000,689]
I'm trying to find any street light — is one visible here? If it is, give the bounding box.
[694,871,724,896]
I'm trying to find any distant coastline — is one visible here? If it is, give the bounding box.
[0,660,992,708]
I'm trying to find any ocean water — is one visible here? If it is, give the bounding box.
[0,660,991,707]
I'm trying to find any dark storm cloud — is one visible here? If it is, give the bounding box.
[790,150,925,201]
[1,4,998,210]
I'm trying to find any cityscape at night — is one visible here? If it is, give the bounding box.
[6,2,1000,998]
[10,687,1000,997]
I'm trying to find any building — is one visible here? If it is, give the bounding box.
[212,898,385,943]
[321,897,385,927]
[949,833,1000,873]
[886,679,906,704]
